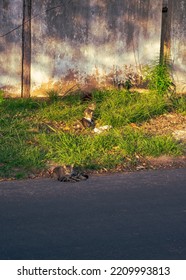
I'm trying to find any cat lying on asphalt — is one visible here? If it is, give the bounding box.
[52,164,88,182]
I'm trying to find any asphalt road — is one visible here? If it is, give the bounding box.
[0,168,186,260]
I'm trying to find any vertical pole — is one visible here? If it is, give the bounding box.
[21,0,31,98]
[160,0,172,63]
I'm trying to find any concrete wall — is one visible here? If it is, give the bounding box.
[31,0,162,95]
[0,0,186,96]
[0,0,22,94]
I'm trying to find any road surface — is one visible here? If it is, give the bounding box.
[0,168,186,260]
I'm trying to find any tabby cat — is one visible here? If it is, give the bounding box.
[81,103,96,128]
[52,164,88,182]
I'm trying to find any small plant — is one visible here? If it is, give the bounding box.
[47,89,59,102]
[144,59,175,96]
[113,65,142,90]
[124,79,132,91]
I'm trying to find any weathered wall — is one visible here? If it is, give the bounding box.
[31,0,162,95]
[0,0,22,94]
[0,0,186,95]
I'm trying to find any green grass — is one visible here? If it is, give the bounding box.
[172,95,186,114]
[0,90,185,179]
[143,59,174,96]
[39,127,181,169]
[92,90,168,126]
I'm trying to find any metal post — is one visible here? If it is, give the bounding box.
[21,0,32,98]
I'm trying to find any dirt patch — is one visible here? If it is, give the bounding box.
[146,155,186,169]
[132,112,186,171]
[141,113,186,142]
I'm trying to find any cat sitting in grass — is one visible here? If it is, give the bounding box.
[73,103,96,131]
[81,103,96,128]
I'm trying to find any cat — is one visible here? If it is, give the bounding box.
[81,103,96,128]
[52,164,88,182]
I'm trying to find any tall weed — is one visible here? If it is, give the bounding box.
[143,59,174,96]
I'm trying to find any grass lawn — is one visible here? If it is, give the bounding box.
[0,89,185,180]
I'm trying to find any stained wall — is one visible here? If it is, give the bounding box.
[0,0,22,94]
[0,0,186,95]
